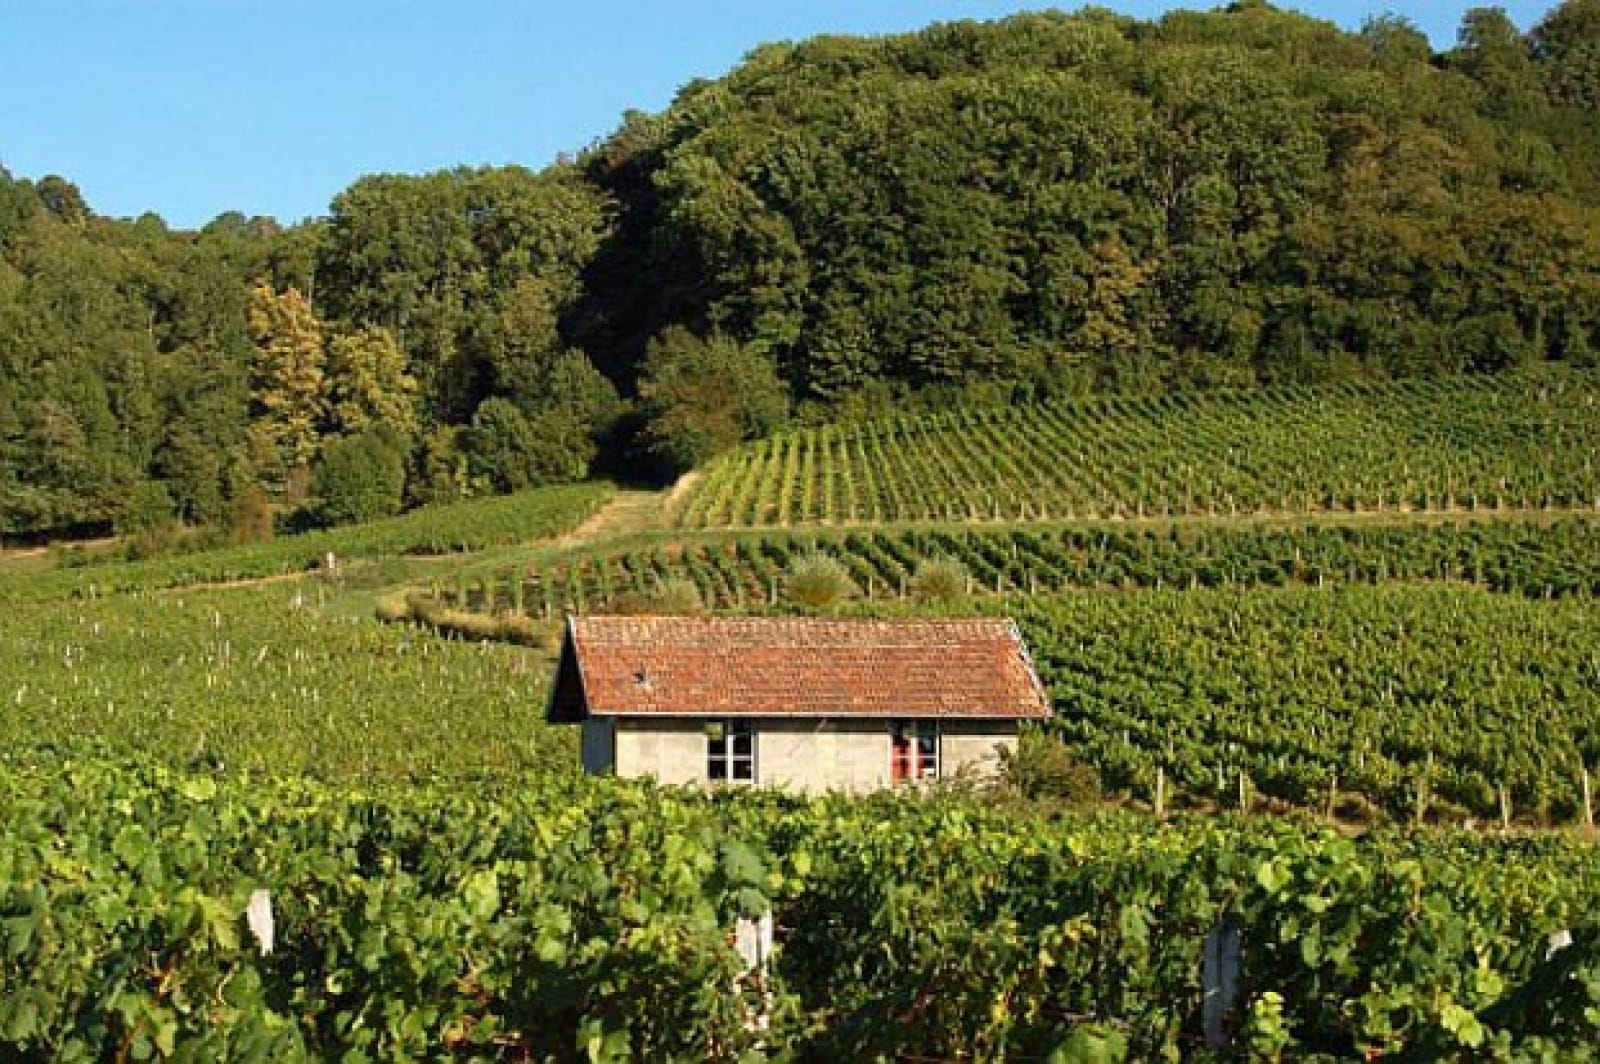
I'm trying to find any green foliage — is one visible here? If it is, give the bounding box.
[318,164,611,424]
[114,480,177,537]
[466,397,596,492]
[605,575,705,616]
[1014,584,1600,821]
[12,5,1600,534]
[0,754,768,1059]
[588,4,1600,406]
[677,368,1600,527]
[409,423,472,506]
[324,324,419,442]
[514,515,1600,615]
[0,585,577,781]
[1001,730,1101,805]
[6,752,1600,1060]
[246,284,326,486]
[911,555,968,604]
[1531,0,1600,112]
[312,429,407,527]
[1,482,611,602]
[785,550,853,609]
[638,328,788,476]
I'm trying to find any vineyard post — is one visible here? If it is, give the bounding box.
[1237,770,1249,812]
[1499,785,1512,832]
[1326,775,1338,821]
[1584,767,1594,831]
[1155,766,1167,820]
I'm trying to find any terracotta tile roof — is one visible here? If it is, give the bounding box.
[547,616,1052,722]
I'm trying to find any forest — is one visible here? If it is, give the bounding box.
[3,0,1600,542]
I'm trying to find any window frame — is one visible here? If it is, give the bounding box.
[706,719,757,783]
[890,720,941,782]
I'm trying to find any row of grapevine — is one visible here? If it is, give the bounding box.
[5,750,1600,1060]
[1015,584,1600,823]
[0,483,613,604]
[677,367,1600,527]
[443,515,1600,615]
[0,583,572,783]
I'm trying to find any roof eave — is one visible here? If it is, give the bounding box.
[585,709,1052,720]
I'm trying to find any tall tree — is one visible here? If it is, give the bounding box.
[325,325,419,442]
[1531,0,1600,111]
[246,285,326,491]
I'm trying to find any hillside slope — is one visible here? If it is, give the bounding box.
[676,367,1600,527]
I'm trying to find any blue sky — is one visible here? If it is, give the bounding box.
[1,0,1558,228]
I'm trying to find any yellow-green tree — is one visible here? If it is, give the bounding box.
[325,325,419,442]
[246,284,326,491]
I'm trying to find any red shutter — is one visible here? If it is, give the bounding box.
[891,729,911,783]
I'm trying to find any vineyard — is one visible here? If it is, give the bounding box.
[436,515,1600,615]
[6,363,1600,1058]
[0,482,611,605]
[677,368,1600,527]
[0,583,570,782]
[1015,584,1600,824]
[4,750,1599,1061]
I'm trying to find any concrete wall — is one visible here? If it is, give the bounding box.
[614,717,706,786]
[759,719,891,794]
[941,719,1018,782]
[607,717,1018,793]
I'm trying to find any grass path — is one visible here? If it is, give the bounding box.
[556,485,680,545]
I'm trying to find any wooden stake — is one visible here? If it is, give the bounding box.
[1237,770,1248,812]
[1155,766,1167,821]
[1584,768,1594,831]
[1499,784,1512,832]
[1326,775,1338,821]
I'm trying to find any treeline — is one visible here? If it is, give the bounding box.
[5,1,1600,540]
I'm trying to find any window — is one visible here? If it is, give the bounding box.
[707,720,756,783]
[890,721,940,782]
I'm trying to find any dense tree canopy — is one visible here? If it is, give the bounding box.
[585,2,1600,406]
[3,1,1600,539]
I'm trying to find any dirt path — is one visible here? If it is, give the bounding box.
[549,482,685,549]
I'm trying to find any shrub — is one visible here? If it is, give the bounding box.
[786,551,854,609]
[467,399,595,492]
[314,430,407,527]
[911,556,969,604]
[115,481,177,537]
[1000,730,1101,805]
[227,486,276,545]
[638,328,789,476]
[650,576,705,614]
[606,576,705,616]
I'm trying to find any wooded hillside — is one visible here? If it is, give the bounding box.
[4,1,1599,540]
